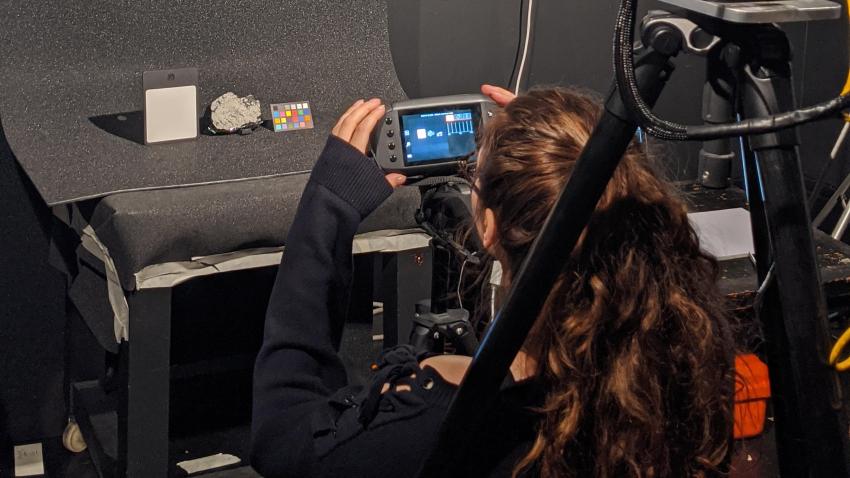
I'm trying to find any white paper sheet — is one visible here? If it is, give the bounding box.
[176,453,241,475]
[14,443,44,477]
[688,208,755,260]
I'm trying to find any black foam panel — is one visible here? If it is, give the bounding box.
[0,124,68,442]
[0,0,407,206]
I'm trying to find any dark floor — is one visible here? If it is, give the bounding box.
[7,316,785,478]
[35,427,781,478]
[29,407,782,477]
[10,319,381,478]
[38,427,260,478]
[730,421,780,478]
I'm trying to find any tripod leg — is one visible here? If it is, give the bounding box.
[740,136,773,278]
[698,49,736,189]
[739,25,848,477]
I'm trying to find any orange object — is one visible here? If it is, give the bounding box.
[734,354,771,439]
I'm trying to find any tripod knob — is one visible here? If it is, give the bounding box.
[645,24,682,56]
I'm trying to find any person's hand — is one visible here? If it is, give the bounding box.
[481,84,516,107]
[332,98,406,189]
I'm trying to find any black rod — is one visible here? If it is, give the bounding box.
[416,47,675,477]
[753,148,847,477]
[736,23,848,474]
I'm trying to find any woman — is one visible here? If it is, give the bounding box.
[251,86,735,477]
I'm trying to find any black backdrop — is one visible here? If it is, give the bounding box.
[1,0,848,444]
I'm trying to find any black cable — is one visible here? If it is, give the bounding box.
[614,0,688,140]
[613,0,850,141]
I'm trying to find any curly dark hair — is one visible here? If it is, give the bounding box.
[472,87,736,478]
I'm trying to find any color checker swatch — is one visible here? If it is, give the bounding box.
[271,102,314,132]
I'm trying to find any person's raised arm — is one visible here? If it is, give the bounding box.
[251,99,404,477]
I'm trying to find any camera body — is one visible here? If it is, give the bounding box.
[371,94,499,177]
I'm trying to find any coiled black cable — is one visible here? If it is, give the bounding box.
[613,0,850,141]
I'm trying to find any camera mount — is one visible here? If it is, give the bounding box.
[409,179,481,356]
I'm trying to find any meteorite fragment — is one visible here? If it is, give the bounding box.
[209,92,262,134]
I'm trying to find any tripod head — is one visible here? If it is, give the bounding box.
[615,0,847,144]
[659,0,840,24]
[636,1,843,186]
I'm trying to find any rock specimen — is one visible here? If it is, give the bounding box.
[209,92,262,133]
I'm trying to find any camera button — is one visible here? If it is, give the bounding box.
[390,155,397,162]
[388,142,396,150]
[387,130,394,138]
[385,117,393,125]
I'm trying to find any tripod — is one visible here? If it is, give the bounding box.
[648,12,846,476]
[409,181,480,356]
[419,5,849,477]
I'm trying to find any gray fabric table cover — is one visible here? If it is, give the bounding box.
[66,176,422,352]
[0,0,407,206]
[75,175,422,291]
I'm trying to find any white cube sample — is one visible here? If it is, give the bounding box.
[145,85,198,144]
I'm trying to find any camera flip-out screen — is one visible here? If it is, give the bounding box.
[371,95,497,176]
[400,108,477,166]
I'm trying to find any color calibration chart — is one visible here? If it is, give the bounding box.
[270,102,314,132]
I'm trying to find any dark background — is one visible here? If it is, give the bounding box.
[1,0,849,444]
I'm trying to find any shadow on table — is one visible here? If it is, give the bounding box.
[90,111,220,144]
[90,107,278,145]
[89,111,145,145]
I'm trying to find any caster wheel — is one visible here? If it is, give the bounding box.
[62,421,87,453]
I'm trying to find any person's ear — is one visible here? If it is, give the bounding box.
[481,208,498,253]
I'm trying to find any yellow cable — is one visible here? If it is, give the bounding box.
[842,0,850,120]
[844,0,850,91]
[830,326,850,371]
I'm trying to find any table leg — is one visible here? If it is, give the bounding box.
[381,247,432,348]
[118,287,171,478]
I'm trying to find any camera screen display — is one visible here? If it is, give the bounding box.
[399,108,477,166]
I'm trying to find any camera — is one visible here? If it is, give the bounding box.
[371,94,499,177]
